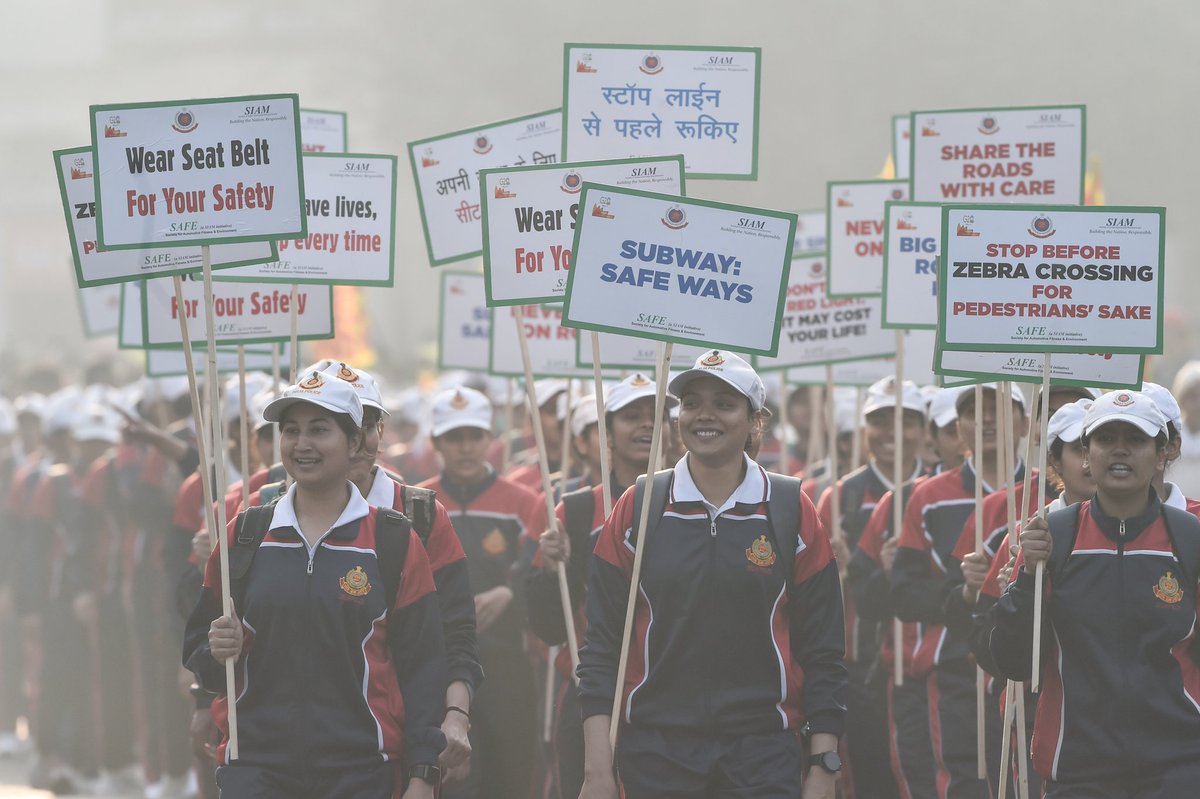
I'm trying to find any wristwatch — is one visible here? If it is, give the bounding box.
[408,763,442,786]
[810,751,842,774]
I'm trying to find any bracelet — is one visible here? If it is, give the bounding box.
[446,705,470,720]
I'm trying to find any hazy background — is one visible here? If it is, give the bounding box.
[2,0,1196,387]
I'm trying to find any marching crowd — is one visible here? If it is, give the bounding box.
[0,352,1199,798]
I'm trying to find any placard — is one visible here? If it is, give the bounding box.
[881,201,941,329]
[481,155,684,306]
[300,109,348,153]
[140,276,334,348]
[576,331,707,370]
[213,153,397,285]
[119,281,145,350]
[938,204,1165,354]
[792,209,827,258]
[408,109,561,266]
[562,43,760,179]
[77,282,120,338]
[562,184,794,356]
[145,345,283,377]
[910,105,1085,203]
[935,347,1144,390]
[439,271,490,372]
[489,303,608,378]
[786,329,937,386]
[90,94,305,249]
[892,115,911,180]
[754,255,895,371]
[826,179,909,297]
[56,147,277,286]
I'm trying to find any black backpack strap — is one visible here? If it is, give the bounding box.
[1161,504,1200,587]
[374,508,413,608]
[766,473,803,582]
[1046,502,1083,577]
[228,500,280,615]
[631,470,674,549]
[399,484,437,547]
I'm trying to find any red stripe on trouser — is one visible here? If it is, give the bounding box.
[926,672,950,799]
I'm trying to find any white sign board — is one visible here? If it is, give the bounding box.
[910,105,1085,203]
[78,282,121,338]
[481,155,684,306]
[119,281,145,349]
[938,204,1165,354]
[439,271,490,372]
[408,109,561,266]
[576,331,707,371]
[300,109,347,153]
[792,209,827,258]
[489,303,602,378]
[214,153,397,286]
[90,94,305,249]
[882,201,941,329]
[562,185,794,356]
[892,115,911,180]
[145,345,283,377]
[562,43,761,179]
[826,179,909,297]
[786,328,937,386]
[936,348,1144,390]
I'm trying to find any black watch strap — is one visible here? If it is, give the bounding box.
[408,763,442,786]
[812,750,842,774]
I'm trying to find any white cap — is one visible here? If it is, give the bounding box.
[954,382,1027,412]
[43,388,82,435]
[146,376,192,404]
[298,359,337,377]
[668,350,769,414]
[389,389,425,425]
[533,379,568,418]
[0,398,15,436]
[571,395,600,438]
[1047,398,1091,446]
[71,404,121,444]
[431,387,493,437]
[606,373,678,415]
[927,387,960,428]
[322,363,389,416]
[834,387,858,434]
[861,377,927,420]
[224,372,274,423]
[264,371,364,428]
[1140,382,1182,433]
[1082,390,1168,439]
[14,393,46,420]
[250,390,275,433]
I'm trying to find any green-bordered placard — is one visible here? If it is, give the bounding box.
[934,344,1145,391]
[438,270,489,372]
[299,108,348,153]
[825,178,909,299]
[91,93,307,249]
[880,200,941,330]
[938,203,1165,355]
[477,153,686,305]
[561,182,795,357]
[791,208,827,259]
[891,113,910,181]
[76,282,120,338]
[559,44,758,181]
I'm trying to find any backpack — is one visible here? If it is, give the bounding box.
[631,469,805,579]
[227,500,413,617]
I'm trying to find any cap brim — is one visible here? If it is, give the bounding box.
[607,389,680,414]
[1084,413,1163,439]
[668,369,767,414]
[264,395,360,426]
[361,399,390,416]
[431,418,492,438]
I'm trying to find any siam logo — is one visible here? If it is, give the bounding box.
[70,157,92,180]
[493,178,516,200]
[896,212,917,231]
[172,109,198,134]
[298,372,325,390]
[1112,392,1135,407]
[421,148,439,168]
[104,115,126,138]
[560,170,583,194]
[472,134,493,155]
[662,206,688,230]
[1153,570,1183,604]
[639,53,663,75]
[449,391,469,410]
[745,535,777,568]
[1028,215,1055,239]
[978,115,999,135]
[701,350,725,367]
[482,528,508,556]
[921,119,939,137]
[576,53,597,73]
[339,566,372,597]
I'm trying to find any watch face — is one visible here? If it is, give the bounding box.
[819,751,842,772]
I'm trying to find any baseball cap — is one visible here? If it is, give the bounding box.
[1046,398,1091,446]
[43,388,82,435]
[571,395,600,438]
[1082,390,1167,439]
[14,393,46,420]
[71,405,121,445]
[954,382,1027,412]
[533,379,568,417]
[606,372,679,415]
[861,377,927,421]
[431,387,493,438]
[927,387,961,429]
[263,371,364,428]
[322,363,389,416]
[668,350,769,415]
[1140,382,1182,433]
[250,390,275,433]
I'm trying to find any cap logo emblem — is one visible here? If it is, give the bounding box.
[1153,570,1183,604]
[746,535,777,568]
[701,351,725,367]
[1113,392,1134,407]
[298,372,325,390]
[630,374,651,387]
[449,391,469,410]
[336,364,360,383]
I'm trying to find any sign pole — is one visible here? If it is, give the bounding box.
[237,346,252,508]
[778,376,790,474]
[591,332,613,516]
[997,382,1018,795]
[289,283,300,380]
[270,343,282,466]
[1032,355,1052,692]
[849,387,864,472]
[892,330,905,687]
[172,276,215,548]
[608,341,672,752]
[998,679,1017,798]
[974,384,986,778]
[826,364,841,556]
[807,386,824,468]
[1014,676,1029,799]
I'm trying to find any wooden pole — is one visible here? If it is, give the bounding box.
[997,382,1019,795]
[172,276,215,548]
[559,379,573,494]
[974,384,986,778]
[270,343,281,466]
[1032,355,1052,693]
[778,376,790,474]
[201,247,238,760]
[515,306,580,680]
[591,332,613,516]
[826,365,841,550]
[850,387,865,472]
[892,330,905,687]
[998,679,1017,798]
[289,283,299,380]
[1014,679,1029,799]
[237,346,251,507]
[807,385,824,467]
[501,378,515,475]
[608,341,672,751]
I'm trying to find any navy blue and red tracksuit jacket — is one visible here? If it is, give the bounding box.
[891,459,1024,676]
[988,495,1200,782]
[182,485,447,771]
[577,460,847,737]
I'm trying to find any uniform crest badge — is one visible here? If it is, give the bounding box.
[483,528,508,556]
[1153,570,1183,604]
[746,535,777,568]
[340,566,372,597]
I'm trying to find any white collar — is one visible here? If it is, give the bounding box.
[869,459,924,492]
[269,480,371,542]
[364,465,398,508]
[1163,481,1187,511]
[671,452,769,516]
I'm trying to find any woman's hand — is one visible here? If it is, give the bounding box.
[996,543,1018,593]
[540,525,570,571]
[880,537,898,578]
[1019,517,1053,573]
[474,586,513,633]
[208,605,244,662]
[439,711,472,785]
[961,551,990,602]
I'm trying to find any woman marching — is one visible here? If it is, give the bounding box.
[989,390,1200,796]
[576,351,847,799]
[183,373,447,798]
